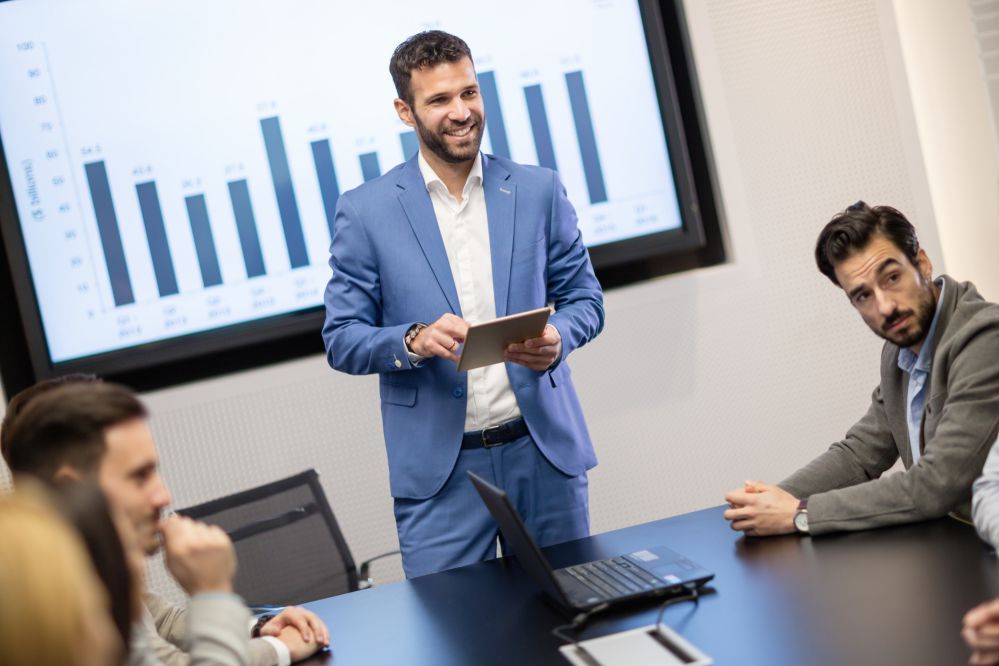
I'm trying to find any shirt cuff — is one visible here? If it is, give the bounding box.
[259,635,291,666]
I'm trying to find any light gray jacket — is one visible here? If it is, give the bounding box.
[972,440,999,547]
[134,591,276,666]
[780,275,999,535]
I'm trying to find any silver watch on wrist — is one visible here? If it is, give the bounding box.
[793,498,809,534]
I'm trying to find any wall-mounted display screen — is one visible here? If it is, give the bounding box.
[0,0,706,381]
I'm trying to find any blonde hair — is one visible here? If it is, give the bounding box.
[0,485,121,666]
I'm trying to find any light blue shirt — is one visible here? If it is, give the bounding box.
[896,279,945,465]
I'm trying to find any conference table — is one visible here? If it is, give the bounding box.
[301,506,999,665]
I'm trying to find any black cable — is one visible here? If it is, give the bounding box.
[551,589,702,664]
[654,587,701,637]
[551,602,610,646]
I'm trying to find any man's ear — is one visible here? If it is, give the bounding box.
[916,248,933,282]
[53,464,83,485]
[394,98,415,128]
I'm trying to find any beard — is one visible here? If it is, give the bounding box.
[877,276,937,348]
[413,109,484,164]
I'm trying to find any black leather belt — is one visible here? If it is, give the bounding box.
[461,417,529,450]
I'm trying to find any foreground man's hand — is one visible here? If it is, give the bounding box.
[161,515,236,594]
[260,606,330,651]
[964,598,999,664]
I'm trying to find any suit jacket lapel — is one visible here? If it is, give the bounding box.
[483,155,516,318]
[395,158,462,316]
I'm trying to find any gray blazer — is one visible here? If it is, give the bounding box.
[780,275,999,535]
[137,591,274,666]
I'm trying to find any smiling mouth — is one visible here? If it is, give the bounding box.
[444,124,475,138]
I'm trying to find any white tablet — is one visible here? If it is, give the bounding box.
[456,307,551,372]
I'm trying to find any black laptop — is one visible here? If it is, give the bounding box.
[468,471,714,612]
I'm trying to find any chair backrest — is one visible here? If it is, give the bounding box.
[178,469,358,606]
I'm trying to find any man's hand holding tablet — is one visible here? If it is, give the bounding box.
[456,307,553,372]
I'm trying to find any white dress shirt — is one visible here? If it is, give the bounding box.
[418,151,521,432]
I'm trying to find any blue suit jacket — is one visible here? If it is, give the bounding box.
[322,154,604,499]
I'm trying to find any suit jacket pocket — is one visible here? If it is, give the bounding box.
[381,382,417,407]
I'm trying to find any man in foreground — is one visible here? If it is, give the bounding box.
[322,31,604,577]
[723,201,999,536]
[3,381,330,665]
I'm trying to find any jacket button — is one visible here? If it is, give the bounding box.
[394,359,402,368]
[452,387,464,398]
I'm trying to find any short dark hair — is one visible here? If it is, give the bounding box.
[5,382,147,484]
[389,30,472,106]
[815,201,921,286]
[1,374,99,464]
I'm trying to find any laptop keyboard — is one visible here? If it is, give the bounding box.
[564,557,665,599]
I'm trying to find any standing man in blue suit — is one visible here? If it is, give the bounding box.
[322,31,604,578]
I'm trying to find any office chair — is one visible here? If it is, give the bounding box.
[177,469,399,607]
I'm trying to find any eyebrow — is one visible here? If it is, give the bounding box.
[128,461,157,480]
[424,83,478,103]
[846,258,901,301]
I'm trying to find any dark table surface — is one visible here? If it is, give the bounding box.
[302,506,999,665]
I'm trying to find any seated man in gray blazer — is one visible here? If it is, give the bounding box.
[723,201,999,537]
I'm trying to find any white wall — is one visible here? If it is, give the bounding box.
[1,0,992,599]
[892,0,999,300]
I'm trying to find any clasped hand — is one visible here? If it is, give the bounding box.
[963,598,999,665]
[260,606,331,661]
[723,480,799,536]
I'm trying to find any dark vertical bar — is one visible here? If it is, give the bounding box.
[523,84,558,171]
[400,131,419,160]
[478,71,510,159]
[359,152,381,182]
[136,181,178,297]
[227,179,266,278]
[84,161,134,306]
[260,116,309,268]
[310,139,340,240]
[184,194,222,288]
[565,71,607,204]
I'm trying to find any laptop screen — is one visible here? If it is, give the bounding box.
[467,471,571,606]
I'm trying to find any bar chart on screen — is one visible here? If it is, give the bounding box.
[0,0,683,364]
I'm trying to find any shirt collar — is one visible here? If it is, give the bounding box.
[897,278,945,375]
[417,150,483,198]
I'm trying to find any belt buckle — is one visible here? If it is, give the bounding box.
[481,424,505,448]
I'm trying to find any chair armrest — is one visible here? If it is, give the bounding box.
[357,550,401,589]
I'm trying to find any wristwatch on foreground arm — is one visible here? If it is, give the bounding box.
[793,498,809,534]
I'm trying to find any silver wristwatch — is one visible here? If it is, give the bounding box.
[793,498,809,534]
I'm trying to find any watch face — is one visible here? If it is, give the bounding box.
[794,511,809,532]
